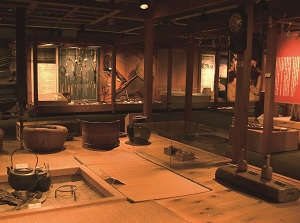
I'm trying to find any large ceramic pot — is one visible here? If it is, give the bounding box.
[127,124,151,145]
[127,115,151,145]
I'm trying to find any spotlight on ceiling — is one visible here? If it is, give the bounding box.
[140,0,148,9]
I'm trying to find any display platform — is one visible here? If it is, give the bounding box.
[160,91,211,103]
[215,164,299,203]
[228,125,299,153]
[258,116,300,143]
[273,116,300,131]
[38,93,68,106]
[132,121,228,168]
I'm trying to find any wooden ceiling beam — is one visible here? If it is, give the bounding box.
[58,7,79,22]
[115,15,229,46]
[190,16,229,35]
[151,0,239,19]
[90,10,121,25]
[112,2,146,21]
[0,0,121,11]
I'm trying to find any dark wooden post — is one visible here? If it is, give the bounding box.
[262,20,278,155]
[143,15,154,121]
[167,48,173,111]
[98,47,104,102]
[16,7,27,147]
[232,0,253,163]
[214,50,220,103]
[32,40,38,115]
[111,45,117,112]
[16,7,27,116]
[198,52,202,93]
[184,33,195,122]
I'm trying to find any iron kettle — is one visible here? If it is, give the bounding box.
[6,148,48,191]
[33,164,52,192]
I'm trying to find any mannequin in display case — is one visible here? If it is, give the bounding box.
[249,59,262,101]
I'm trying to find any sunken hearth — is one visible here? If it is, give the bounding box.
[0,166,126,217]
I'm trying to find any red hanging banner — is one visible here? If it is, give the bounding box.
[275,33,300,104]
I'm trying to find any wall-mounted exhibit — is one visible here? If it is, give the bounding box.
[275,32,300,104]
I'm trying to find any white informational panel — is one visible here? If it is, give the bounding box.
[30,46,58,104]
[38,63,58,96]
[201,54,215,94]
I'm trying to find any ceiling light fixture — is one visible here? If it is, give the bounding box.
[140,0,148,10]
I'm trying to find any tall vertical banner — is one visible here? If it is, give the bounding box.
[275,33,300,104]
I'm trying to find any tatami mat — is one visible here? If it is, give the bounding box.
[0,201,188,223]
[74,152,210,202]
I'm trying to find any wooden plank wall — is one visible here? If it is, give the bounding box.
[155,49,201,101]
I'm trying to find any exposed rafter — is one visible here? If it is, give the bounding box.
[0,0,298,47]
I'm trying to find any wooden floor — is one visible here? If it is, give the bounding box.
[0,134,299,223]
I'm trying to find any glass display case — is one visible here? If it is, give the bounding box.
[130,121,229,168]
[26,40,234,116]
[29,44,100,107]
[26,41,120,115]
[59,47,99,101]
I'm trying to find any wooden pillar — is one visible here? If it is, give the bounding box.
[16,7,27,116]
[143,15,154,121]
[32,40,38,115]
[184,33,195,122]
[262,20,278,155]
[98,47,104,102]
[167,48,173,110]
[111,45,117,112]
[198,52,202,93]
[232,0,253,163]
[214,50,220,103]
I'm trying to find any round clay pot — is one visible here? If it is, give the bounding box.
[127,124,151,145]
